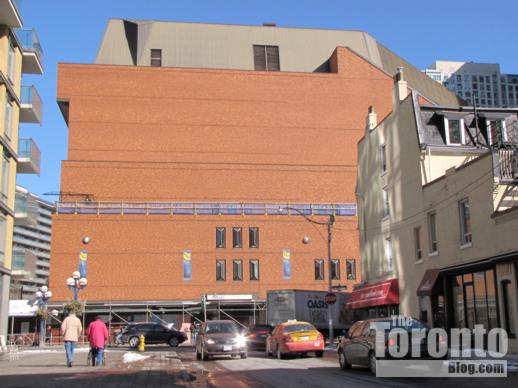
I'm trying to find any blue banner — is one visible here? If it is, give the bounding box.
[78,250,88,278]
[183,250,192,281]
[283,249,291,279]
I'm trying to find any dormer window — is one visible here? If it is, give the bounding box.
[486,119,507,146]
[444,117,465,145]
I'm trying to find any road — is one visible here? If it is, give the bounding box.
[0,346,516,387]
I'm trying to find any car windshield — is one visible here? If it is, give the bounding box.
[250,326,271,332]
[206,322,239,334]
[284,324,316,333]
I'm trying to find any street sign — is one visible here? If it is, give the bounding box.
[325,292,337,305]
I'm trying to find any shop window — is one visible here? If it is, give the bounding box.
[346,259,356,280]
[458,199,472,246]
[502,280,516,337]
[427,211,438,254]
[233,259,243,281]
[249,227,259,248]
[314,259,324,280]
[216,260,226,281]
[216,227,226,248]
[150,49,162,67]
[232,227,242,248]
[249,260,259,281]
[413,227,422,261]
[331,259,340,280]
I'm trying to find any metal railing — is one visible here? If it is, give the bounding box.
[15,28,44,61]
[498,149,518,182]
[17,138,41,174]
[56,202,357,217]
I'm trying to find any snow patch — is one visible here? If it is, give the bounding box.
[122,352,150,363]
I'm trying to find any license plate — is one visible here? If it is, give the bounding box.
[223,345,232,351]
[300,336,309,341]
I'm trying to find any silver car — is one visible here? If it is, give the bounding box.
[196,320,247,360]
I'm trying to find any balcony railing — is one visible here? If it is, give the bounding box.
[497,149,518,182]
[17,138,41,175]
[14,192,39,227]
[56,201,357,216]
[16,28,44,74]
[20,85,43,123]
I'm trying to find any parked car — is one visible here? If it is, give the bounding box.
[337,317,432,374]
[266,321,324,359]
[196,320,247,361]
[245,324,273,350]
[119,322,188,348]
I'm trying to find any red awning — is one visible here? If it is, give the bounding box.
[346,279,399,309]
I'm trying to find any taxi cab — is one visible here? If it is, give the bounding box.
[266,321,324,359]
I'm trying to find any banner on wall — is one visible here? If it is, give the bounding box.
[183,250,192,281]
[283,249,291,279]
[78,250,88,278]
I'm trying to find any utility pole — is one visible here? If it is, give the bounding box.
[327,214,335,346]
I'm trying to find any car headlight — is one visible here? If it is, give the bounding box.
[205,338,215,344]
[234,335,247,347]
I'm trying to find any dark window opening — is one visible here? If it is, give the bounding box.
[314,259,324,280]
[346,259,356,280]
[249,260,259,281]
[216,260,226,281]
[216,227,226,248]
[150,49,162,67]
[249,227,259,248]
[233,227,242,248]
[233,259,243,281]
[253,45,280,71]
[331,259,340,280]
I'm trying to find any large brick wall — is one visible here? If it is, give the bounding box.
[50,47,393,302]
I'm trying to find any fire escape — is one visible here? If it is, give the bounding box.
[492,120,518,213]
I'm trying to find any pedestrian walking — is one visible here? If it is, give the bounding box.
[61,311,82,367]
[87,316,109,366]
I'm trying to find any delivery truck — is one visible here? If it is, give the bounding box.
[266,289,352,336]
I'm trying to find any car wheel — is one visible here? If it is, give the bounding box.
[315,350,323,358]
[240,352,247,359]
[128,336,139,348]
[202,346,209,361]
[168,337,179,347]
[276,346,284,360]
[369,351,377,375]
[338,349,351,370]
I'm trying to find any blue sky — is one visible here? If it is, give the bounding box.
[16,0,518,200]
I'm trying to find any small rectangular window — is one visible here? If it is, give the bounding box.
[427,211,438,254]
[233,259,243,281]
[253,45,280,71]
[216,227,226,248]
[4,98,13,140]
[232,227,242,248]
[249,260,259,281]
[150,49,162,67]
[380,144,387,174]
[382,188,390,218]
[444,118,464,145]
[385,237,393,272]
[7,38,15,82]
[414,227,422,261]
[346,259,356,280]
[249,227,259,248]
[459,199,472,245]
[331,259,340,280]
[314,259,324,280]
[1,156,10,205]
[216,260,226,281]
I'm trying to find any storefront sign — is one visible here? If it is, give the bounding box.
[346,279,399,309]
[206,294,254,301]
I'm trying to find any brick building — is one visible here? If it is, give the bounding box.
[48,20,460,327]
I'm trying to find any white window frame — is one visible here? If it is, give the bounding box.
[486,119,507,145]
[458,198,472,247]
[1,156,10,204]
[385,237,393,272]
[444,117,465,145]
[7,37,16,83]
[413,226,422,261]
[4,98,13,140]
[382,188,390,218]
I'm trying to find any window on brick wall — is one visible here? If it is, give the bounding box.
[331,259,340,280]
[150,49,162,67]
[216,260,226,281]
[314,259,324,280]
[346,259,356,280]
[233,227,242,248]
[249,260,259,281]
[233,259,243,281]
[216,227,226,248]
[249,227,259,248]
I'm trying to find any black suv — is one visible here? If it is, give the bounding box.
[337,317,432,374]
[245,324,273,350]
[120,323,188,348]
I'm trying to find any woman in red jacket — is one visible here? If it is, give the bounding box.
[87,316,109,366]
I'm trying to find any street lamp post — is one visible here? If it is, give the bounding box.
[35,286,52,348]
[66,237,90,301]
[279,206,336,345]
[66,271,87,301]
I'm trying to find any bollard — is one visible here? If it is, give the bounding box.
[138,334,145,352]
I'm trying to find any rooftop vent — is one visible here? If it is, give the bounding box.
[263,22,277,27]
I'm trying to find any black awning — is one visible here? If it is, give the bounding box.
[417,268,441,296]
